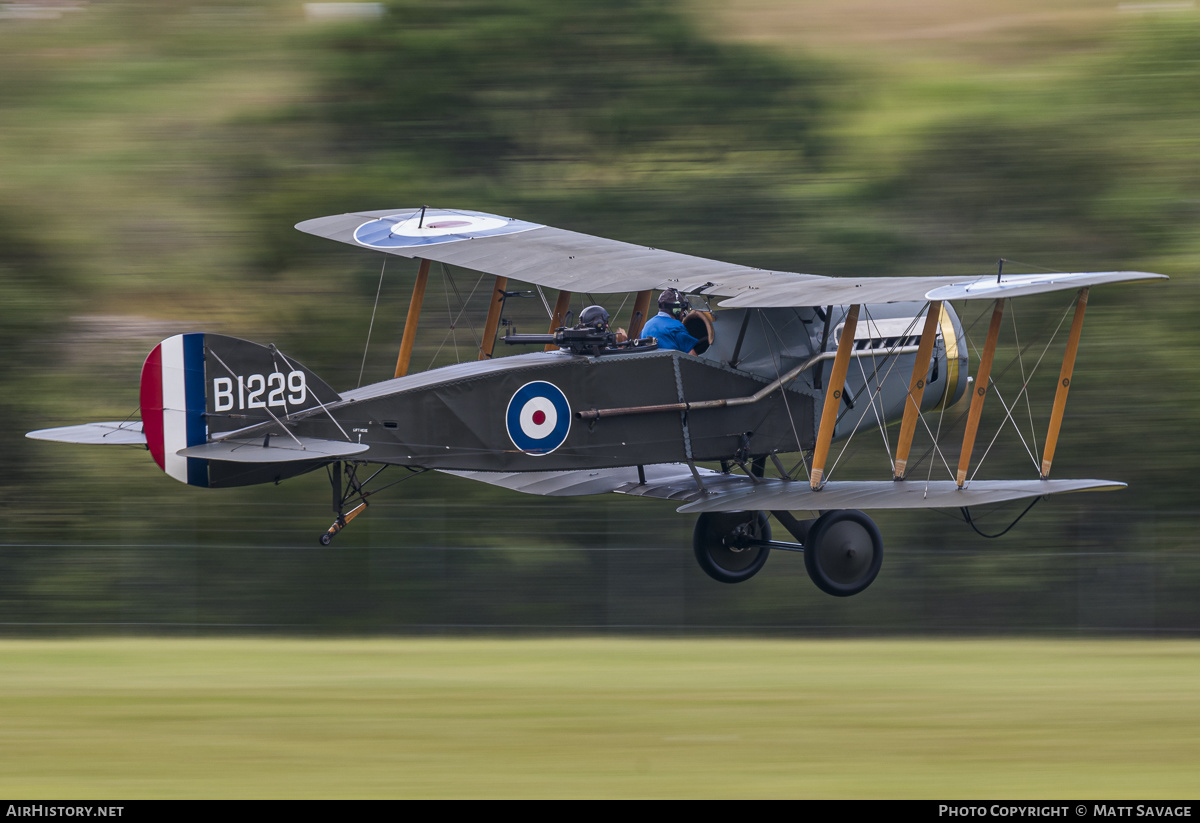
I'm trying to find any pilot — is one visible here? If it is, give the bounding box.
[578,305,628,343]
[639,289,699,354]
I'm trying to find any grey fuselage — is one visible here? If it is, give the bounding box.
[220,302,967,481]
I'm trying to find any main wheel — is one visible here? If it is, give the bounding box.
[803,509,883,597]
[693,511,771,584]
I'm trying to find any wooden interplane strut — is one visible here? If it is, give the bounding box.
[894,301,942,480]
[394,258,431,378]
[629,290,653,339]
[810,304,860,489]
[956,298,1005,488]
[478,276,509,360]
[545,290,572,351]
[1040,287,1089,478]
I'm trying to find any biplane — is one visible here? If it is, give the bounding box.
[28,208,1167,596]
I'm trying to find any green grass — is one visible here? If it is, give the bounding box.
[0,637,1196,798]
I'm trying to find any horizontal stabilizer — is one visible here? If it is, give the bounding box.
[26,421,146,446]
[675,478,1126,513]
[177,436,368,464]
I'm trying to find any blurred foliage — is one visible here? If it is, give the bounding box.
[0,208,76,482]
[0,0,1198,632]
[311,0,828,166]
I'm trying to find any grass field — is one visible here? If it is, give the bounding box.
[0,637,1196,798]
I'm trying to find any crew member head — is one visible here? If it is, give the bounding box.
[658,289,690,320]
[578,305,611,331]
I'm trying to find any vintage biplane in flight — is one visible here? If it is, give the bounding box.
[28,208,1166,596]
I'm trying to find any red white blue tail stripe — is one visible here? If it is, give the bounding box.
[139,333,210,487]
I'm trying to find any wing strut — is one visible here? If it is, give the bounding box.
[810,304,860,489]
[545,289,572,351]
[628,289,653,339]
[957,298,1005,487]
[394,258,431,378]
[478,276,508,360]
[894,301,942,479]
[1040,288,1089,478]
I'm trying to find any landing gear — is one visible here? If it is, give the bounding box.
[803,509,883,597]
[320,502,366,546]
[316,462,428,545]
[691,508,884,596]
[692,511,772,584]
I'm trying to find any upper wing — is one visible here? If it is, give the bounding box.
[296,207,1167,305]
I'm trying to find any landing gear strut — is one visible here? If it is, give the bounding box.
[321,460,370,545]
[317,461,427,545]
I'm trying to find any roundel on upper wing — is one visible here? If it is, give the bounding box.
[354,209,542,249]
[506,381,571,456]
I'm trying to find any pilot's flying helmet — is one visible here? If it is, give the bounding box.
[579,305,611,330]
[658,288,691,319]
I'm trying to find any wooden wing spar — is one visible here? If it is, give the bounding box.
[295,207,1166,306]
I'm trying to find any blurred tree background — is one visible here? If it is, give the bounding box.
[1,0,1197,633]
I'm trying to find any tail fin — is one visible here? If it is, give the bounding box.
[139,333,339,487]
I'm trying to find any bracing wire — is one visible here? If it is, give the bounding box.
[906,289,1076,483]
[443,262,460,364]
[757,311,809,479]
[535,285,553,319]
[1008,302,1041,461]
[967,294,1077,483]
[357,256,388,388]
[442,263,482,349]
[825,306,921,483]
[425,266,485,370]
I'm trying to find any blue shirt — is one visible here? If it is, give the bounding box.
[641,312,699,354]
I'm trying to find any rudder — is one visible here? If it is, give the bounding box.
[139,333,339,487]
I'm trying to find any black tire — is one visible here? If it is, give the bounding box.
[693,511,771,584]
[319,533,333,546]
[804,509,883,597]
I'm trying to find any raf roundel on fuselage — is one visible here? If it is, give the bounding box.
[506,381,572,456]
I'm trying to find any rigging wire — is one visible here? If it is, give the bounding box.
[825,306,922,483]
[857,306,925,473]
[1009,301,1041,461]
[923,359,953,494]
[968,293,1077,483]
[441,263,483,349]
[357,256,388,388]
[425,266,485,370]
[757,311,810,479]
[534,285,553,319]
[905,291,1074,480]
[443,261,460,364]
